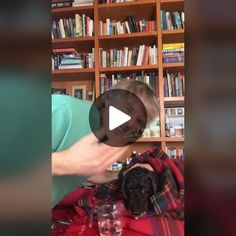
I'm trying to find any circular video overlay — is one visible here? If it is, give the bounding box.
[89,89,147,147]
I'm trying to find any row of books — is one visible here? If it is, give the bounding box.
[100,71,157,93]
[166,147,184,159]
[100,45,157,68]
[162,43,184,63]
[164,71,185,97]
[165,107,184,137]
[51,0,93,8]
[100,0,134,3]
[52,48,95,69]
[99,17,156,35]
[52,15,94,39]
[161,11,184,30]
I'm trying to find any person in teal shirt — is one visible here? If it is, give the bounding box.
[52,80,159,208]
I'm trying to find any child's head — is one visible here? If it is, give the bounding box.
[112,79,159,124]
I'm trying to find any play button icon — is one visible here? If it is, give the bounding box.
[89,89,147,147]
[109,106,131,131]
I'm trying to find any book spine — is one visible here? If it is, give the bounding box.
[171,12,177,29]
[175,76,180,96]
[181,74,185,96]
[86,16,89,36]
[128,50,132,66]
[136,45,141,66]
[181,12,185,28]
[179,74,183,96]
[75,14,79,37]
[59,19,66,38]
[126,16,134,33]
[82,14,86,37]
[166,72,172,97]
[99,21,103,35]
[106,18,110,35]
[164,76,169,97]
[125,21,130,34]
[171,74,175,96]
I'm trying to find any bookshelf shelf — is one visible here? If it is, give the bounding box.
[162,29,184,35]
[164,96,184,106]
[164,137,184,142]
[135,137,163,142]
[129,137,184,142]
[99,31,157,40]
[52,68,95,74]
[99,65,158,72]
[163,62,184,68]
[98,0,156,9]
[52,37,95,48]
[52,37,94,43]
[161,0,184,3]
[52,5,94,15]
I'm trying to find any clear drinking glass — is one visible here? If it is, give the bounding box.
[97,203,123,236]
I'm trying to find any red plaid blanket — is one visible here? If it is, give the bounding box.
[52,147,184,235]
[52,189,184,236]
[96,147,184,220]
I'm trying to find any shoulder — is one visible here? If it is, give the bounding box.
[52,95,92,112]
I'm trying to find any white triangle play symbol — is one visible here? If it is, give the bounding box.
[109,106,131,131]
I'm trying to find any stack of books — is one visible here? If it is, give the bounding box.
[100,71,157,93]
[99,16,156,35]
[51,0,72,9]
[161,11,184,30]
[52,48,95,69]
[100,45,157,68]
[52,14,94,39]
[166,147,184,159]
[165,107,184,137]
[162,43,184,63]
[164,71,185,97]
[73,0,93,6]
[100,0,134,3]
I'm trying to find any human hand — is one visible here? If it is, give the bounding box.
[52,133,129,176]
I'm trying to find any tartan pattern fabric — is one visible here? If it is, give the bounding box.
[52,147,184,235]
[95,146,184,220]
[53,188,184,236]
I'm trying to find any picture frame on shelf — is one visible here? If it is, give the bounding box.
[72,85,86,100]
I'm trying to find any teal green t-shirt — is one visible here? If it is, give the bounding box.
[52,95,92,208]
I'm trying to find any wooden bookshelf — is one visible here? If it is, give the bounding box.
[52,5,94,15]
[52,37,94,43]
[98,0,156,9]
[100,64,158,72]
[99,31,157,40]
[163,62,184,68]
[52,68,95,74]
[51,0,185,155]
[164,96,184,106]
[162,29,184,35]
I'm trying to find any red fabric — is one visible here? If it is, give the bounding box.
[52,188,184,236]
